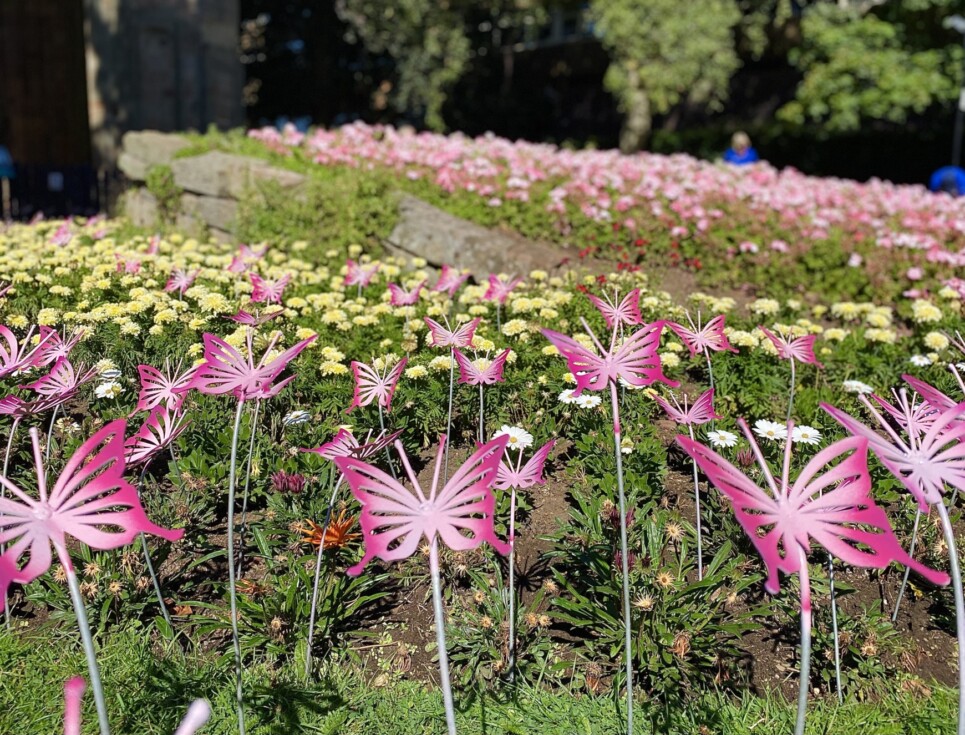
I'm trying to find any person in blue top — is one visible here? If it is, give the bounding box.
[929,166,965,196]
[723,131,759,166]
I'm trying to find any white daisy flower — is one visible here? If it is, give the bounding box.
[575,394,602,409]
[909,354,933,367]
[94,381,123,399]
[753,419,787,441]
[707,429,738,448]
[492,425,533,451]
[283,410,312,427]
[558,389,578,404]
[791,425,822,445]
[842,380,874,395]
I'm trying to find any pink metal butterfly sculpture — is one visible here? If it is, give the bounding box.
[585,288,644,329]
[344,259,380,289]
[225,308,284,327]
[23,359,97,398]
[667,314,738,359]
[902,373,961,414]
[453,348,510,386]
[424,317,481,349]
[432,264,470,298]
[249,273,292,305]
[0,326,48,378]
[653,389,721,426]
[387,280,426,307]
[35,327,83,367]
[146,234,161,256]
[758,325,824,367]
[190,332,317,401]
[51,223,72,247]
[494,440,555,491]
[541,319,678,400]
[0,420,184,609]
[165,267,200,296]
[239,243,268,260]
[483,274,523,304]
[301,428,403,462]
[0,283,11,299]
[125,406,190,467]
[346,358,408,413]
[63,677,210,735]
[134,360,198,413]
[335,434,510,575]
[677,419,948,595]
[822,394,965,510]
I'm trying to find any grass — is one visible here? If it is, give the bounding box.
[0,625,955,734]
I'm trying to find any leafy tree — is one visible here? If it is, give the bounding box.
[779,0,964,133]
[591,0,743,152]
[335,0,546,132]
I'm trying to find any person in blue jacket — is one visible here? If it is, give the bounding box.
[929,166,965,196]
[723,131,759,166]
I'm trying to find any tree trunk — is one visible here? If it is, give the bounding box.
[619,73,651,153]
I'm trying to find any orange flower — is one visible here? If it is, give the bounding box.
[298,507,360,550]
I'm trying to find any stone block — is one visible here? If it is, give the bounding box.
[118,131,191,181]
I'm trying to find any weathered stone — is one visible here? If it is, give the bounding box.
[170,150,305,198]
[120,188,159,228]
[386,194,563,278]
[117,131,192,181]
[180,192,238,232]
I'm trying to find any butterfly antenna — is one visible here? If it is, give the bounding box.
[951,363,965,396]
[897,388,921,452]
[736,418,780,498]
[393,439,425,501]
[857,394,912,453]
[429,437,447,502]
[579,317,607,354]
[29,427,48,503]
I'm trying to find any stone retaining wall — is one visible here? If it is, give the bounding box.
[117,130,565,277]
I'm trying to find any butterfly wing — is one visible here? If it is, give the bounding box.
[612,321,678,390]
[494,440,555,490]
[453,348,480,385]
[653,394,687,424]
[136,364,178,412]
[786,335,823,367]
[190,334,253,397]
[301,428,359,460]
[347,362,381,412]
[354,429,404,460]
[785,436,948,586]
[334,455,427,575]
[586,293,620,329]
[541,328,607,395]
[481,349,510,385]
[254,335,316,390]
[687,388,721,425]
[676,434,786,592]
[431,435,510,554]
[125,407,189,466]
[903,375,957,413]
[381,358,407,412]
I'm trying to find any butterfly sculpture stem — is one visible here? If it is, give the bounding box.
[787,358,797,424]
[892,506,927,621]
[794,544,812,735]
[1,419,15,629]
[444,352,455,483]
[478,384,485,444]
[377,404,398,480]
[136,465,173,628]
[496,303,502,333]
[937,500,965,735]
[507,485,518,681]
[54,529,112,735]
[236,399,261,578]
[687,426,704,580]
[304,473,343,679]
[609,382,634,735]
[829,553,842,703]
[703,346,715,395]
[226,399,247,735]
[45,404,59,463]
[429,538,458,735]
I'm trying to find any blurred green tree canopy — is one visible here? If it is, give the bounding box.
[336,0,965,150]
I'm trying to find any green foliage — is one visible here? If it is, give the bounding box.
[780,2,963,132]
[337,0,547,131]
[592,0,742,150]
[144,165,182,225]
